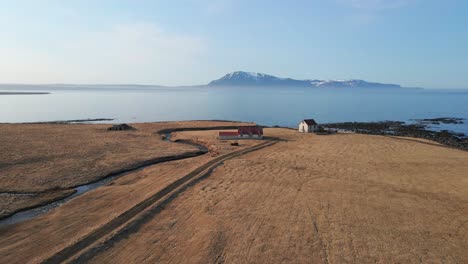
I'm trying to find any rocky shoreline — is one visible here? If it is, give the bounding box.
[411,117,465,125]
[323,118,467,151]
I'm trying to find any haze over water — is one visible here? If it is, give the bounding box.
[1,86,468,135]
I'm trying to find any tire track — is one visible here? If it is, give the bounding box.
[42,140,277,264]
[1,125,252,224]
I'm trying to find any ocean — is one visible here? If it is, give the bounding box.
[1,86,468,135]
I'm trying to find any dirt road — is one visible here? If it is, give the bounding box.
[43,140,276,263]
[84,129,468,263]
[0,121,253,220]
[1,126,467,263]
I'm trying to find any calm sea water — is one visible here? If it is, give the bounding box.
[1,86,468,134]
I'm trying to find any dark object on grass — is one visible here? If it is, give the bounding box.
[108,124,136,131]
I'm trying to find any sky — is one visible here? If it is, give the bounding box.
[0,0,467,88]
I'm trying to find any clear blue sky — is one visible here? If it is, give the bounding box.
[1,0,467,88]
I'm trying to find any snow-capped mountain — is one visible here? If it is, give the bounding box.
[208,71,401,88]
[208,71,307,87]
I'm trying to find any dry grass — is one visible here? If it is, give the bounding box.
[1,127,467,263]
[0,121,253,220]
[0,123,188,192]
[171,129,262,157]
[0,123,258,263]
[87,129,468,263]
[0,121,254,192]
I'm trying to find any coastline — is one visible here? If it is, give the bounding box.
[323,119,467,151]
[0,92,50,95]
[1,118,466,223]
[0,121,467,263]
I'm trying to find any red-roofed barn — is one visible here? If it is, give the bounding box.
[218,131,240,140]
[238,126,263,139]
[218,126,263,140]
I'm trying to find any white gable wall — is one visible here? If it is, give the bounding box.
[298,121,307,132]
[298,121,318,133]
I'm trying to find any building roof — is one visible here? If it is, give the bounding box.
[238,126,263,135]
[303,119,318,126]
[219,131,239,136]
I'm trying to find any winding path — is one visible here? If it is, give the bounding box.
[43,139,277,263]
[0,125,248,226]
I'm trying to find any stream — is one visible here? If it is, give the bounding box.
[0,132,208,227]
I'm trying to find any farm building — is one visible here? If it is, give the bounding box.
[218,131,240,140]
[239,126,263,139]
[218,126,263,140]
[298,119,319,133]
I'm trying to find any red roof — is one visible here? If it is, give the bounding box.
[219,131,239,136]
[238,126,263,135]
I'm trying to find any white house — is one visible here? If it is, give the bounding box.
[298,119,319,133]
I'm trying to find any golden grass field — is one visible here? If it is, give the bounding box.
[0,122,202,192]
[0,121,252,220]
[0,124,467,263]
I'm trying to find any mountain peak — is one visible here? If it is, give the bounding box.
[218,71,277,80]
[208,71,305,87]
[208,71,401,88]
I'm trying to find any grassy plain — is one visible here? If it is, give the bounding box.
[0,125,467,263]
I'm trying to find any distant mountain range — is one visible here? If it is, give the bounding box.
[0,71,405,90]
[208,71,402,88]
